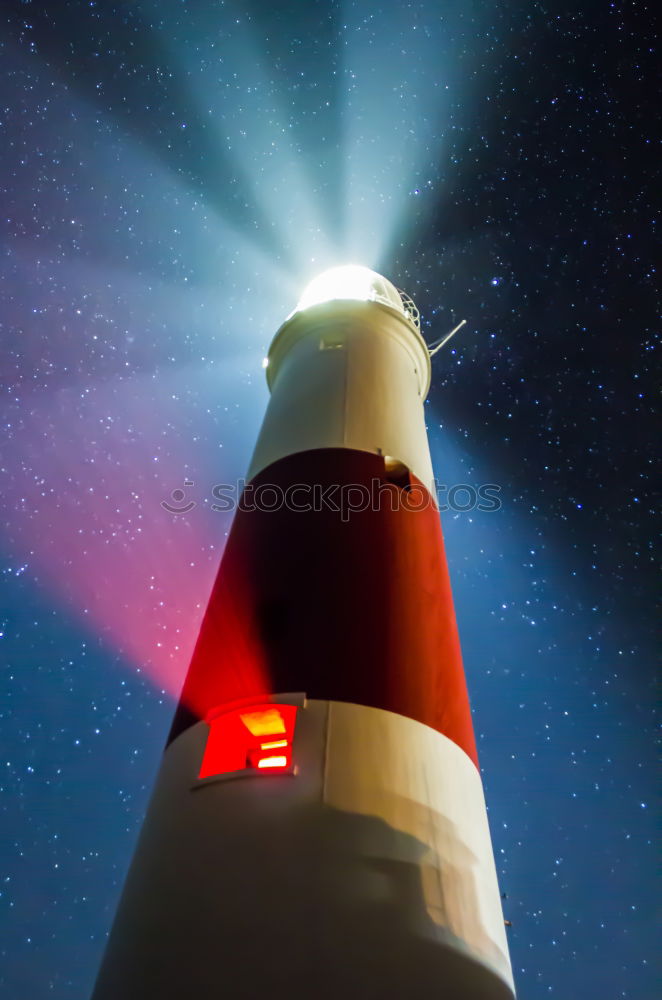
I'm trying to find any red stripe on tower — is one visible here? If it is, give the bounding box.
[94,266,515,1000]
[171,448,477,766]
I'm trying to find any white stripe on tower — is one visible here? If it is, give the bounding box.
[248,293,435,492]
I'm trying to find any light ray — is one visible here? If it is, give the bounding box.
[340,1,489,268]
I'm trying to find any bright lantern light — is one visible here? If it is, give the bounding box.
[295,264,412,323]
[297,265,381,311]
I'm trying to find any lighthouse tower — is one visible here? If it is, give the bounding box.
[93,266,515,999]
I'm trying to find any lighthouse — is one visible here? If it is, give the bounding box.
[93,266,515,999]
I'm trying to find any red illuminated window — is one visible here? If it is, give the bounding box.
[198,701,298,780]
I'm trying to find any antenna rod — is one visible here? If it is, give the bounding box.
[429,318,467,357]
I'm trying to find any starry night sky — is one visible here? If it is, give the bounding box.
[0,1,658,998]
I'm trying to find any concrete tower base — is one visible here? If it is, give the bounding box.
[93,700,514,999]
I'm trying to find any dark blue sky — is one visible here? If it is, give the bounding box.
[0,1,657,997]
